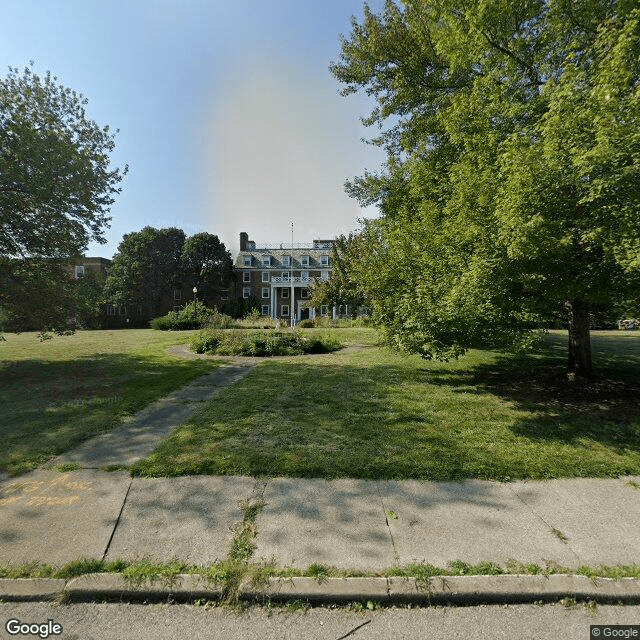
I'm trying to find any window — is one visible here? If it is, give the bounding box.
[301,288,308,299]
[301,255,310,267]
[281,305,290,316]
[243,271,251,282]
[243,287,250,299]
[262,271,269,282]
[261,305,269,316]
[221,293,228,301]
[281,288,289,298]
[282,255,291,267]
[320,305,328,316]
[301,270,309,280]
[262,288,269,298]
[262,256,271,267]
[173,289,182,301]
[321,255,329,266]
[281,271,289,279]
[243,256,251,266]
[75,265,85,278]
[321,270,329,280]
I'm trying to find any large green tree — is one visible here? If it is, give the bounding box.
[104,227,186,319]
[181,232,233,301]
[0,65,126,330]
[332,0,640,376]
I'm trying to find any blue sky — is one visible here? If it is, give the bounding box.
[1,0,386,257]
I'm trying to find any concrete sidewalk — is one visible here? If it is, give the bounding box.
[1,470,639,569]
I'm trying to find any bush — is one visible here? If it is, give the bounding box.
[297,319,315,328]
[205,310,235,329]
[150,301,216,330]
[189,329,343,357]
[190,328,225,353]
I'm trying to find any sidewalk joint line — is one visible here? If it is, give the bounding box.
[505,484,584,565]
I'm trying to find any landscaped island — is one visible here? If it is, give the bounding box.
[189,328,343,357]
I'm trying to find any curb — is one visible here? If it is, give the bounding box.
[2,575,640,604]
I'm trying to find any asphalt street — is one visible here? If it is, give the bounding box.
[2,601,639,640]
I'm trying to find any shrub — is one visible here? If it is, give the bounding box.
[189,329,343,357]
[205,310,235,329]
[190,329,225,353]
[299,333,343,354]
[297,319,315,328]
[150,301,215,331]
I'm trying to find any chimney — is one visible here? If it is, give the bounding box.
[240,232,248,251]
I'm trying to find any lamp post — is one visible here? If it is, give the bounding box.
[192,286,197,307]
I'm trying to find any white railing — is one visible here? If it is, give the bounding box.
[248,242,334,250]
[271,276,314,285]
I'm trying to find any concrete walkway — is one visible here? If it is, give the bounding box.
[50,359,256,468]
[1,470,639,569]
[1,350,639,603]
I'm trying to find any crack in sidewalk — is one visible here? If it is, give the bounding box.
[102,479,133,562]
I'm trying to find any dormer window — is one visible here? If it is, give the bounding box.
[282,255,291,267]
[75,265,85,278]
[321,255,329,267]
[262,256,271,268]
[301,255,310,267]
[243,256,251,267]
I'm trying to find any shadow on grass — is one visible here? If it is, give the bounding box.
[449,333,640,454]
[0,353,218,476]
[132,334,640,481]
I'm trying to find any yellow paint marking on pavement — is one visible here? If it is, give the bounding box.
[0,474,92,508]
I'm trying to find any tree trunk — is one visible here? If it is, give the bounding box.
[566,298,593,377]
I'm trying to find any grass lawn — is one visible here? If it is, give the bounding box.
[0,329,221,476]
[131,329,640,481]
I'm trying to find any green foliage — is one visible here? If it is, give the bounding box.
[189,329,343,357]
[223,296,261,319]
[205,310,235,329]
[0,64,127,258]
[332,1,640,374]
[104,227,186,318]
[297,319,315,328]
[150,300,216,330]
[309,234,368,316]
[0,257,107,332]
[181,232,233,300]
[0,64,126,331]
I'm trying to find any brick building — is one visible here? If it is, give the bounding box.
[235,231,341,323]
